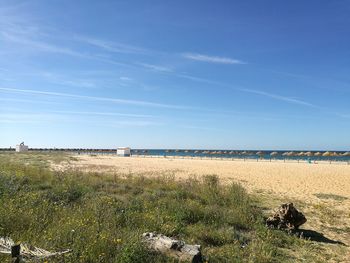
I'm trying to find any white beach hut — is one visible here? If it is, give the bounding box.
[117,147,131,157]
[16,142,28,152]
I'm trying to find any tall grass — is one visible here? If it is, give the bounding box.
[0,153,305,262]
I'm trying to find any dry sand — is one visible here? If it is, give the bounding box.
[66,155,350,202]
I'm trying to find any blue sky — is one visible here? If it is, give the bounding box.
[1,0,350,150]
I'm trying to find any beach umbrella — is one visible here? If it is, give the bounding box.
[305,151,313,157]
[342,152,350,156]
[257,152,264,159]
[332,152,339,156]
[194,150,199,154]
[282,152,289,156]
[270,151,279,157]
[322,151,331,157]
[314,152,322,156]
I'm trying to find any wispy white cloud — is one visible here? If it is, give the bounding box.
[0,112,160,127]
[52,110,154,118]
[1,30,89,58]
[336,113,350,119]
[0,113,70,124]
[137,63,173,72]
[179,125,226,132]
[176,72,223,86]
[182,53,244,64]
[119,76,133,81]
[238,88,318,108]
[0,11,324,113]
[106,120,161,127]
[0,18,133,68]
[75,36,147,54]
[176,73,319,109]
[0,87,190,109]
[37,71,96,88]
[0,97,61,105]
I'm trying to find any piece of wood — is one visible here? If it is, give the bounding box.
[266,203,307,230]
[142,232,203,263]
[0,237,71,262]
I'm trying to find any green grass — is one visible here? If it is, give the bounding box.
[0,153,315,262]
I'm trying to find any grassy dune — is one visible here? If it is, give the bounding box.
[0,153,334,262]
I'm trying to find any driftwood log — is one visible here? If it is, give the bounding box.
[266,203,307,230]
[142,232,203,263]
[0,237,71,262]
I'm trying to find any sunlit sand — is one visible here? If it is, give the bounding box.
[63,155,350,202]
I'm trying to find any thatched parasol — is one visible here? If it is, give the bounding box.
[342,152,350,156]
[270,151,279,157]
[282,152,294,156]
[322,151,331,157]
[314,152,322,156]
[305,151,313,157]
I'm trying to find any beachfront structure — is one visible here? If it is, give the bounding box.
[16,142,28,152]
[117,147,131,157]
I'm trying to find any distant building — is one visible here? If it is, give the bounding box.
[16,142,28,152]
[117,147,131,157]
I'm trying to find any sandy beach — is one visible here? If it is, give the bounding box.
[65,155,350,202]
